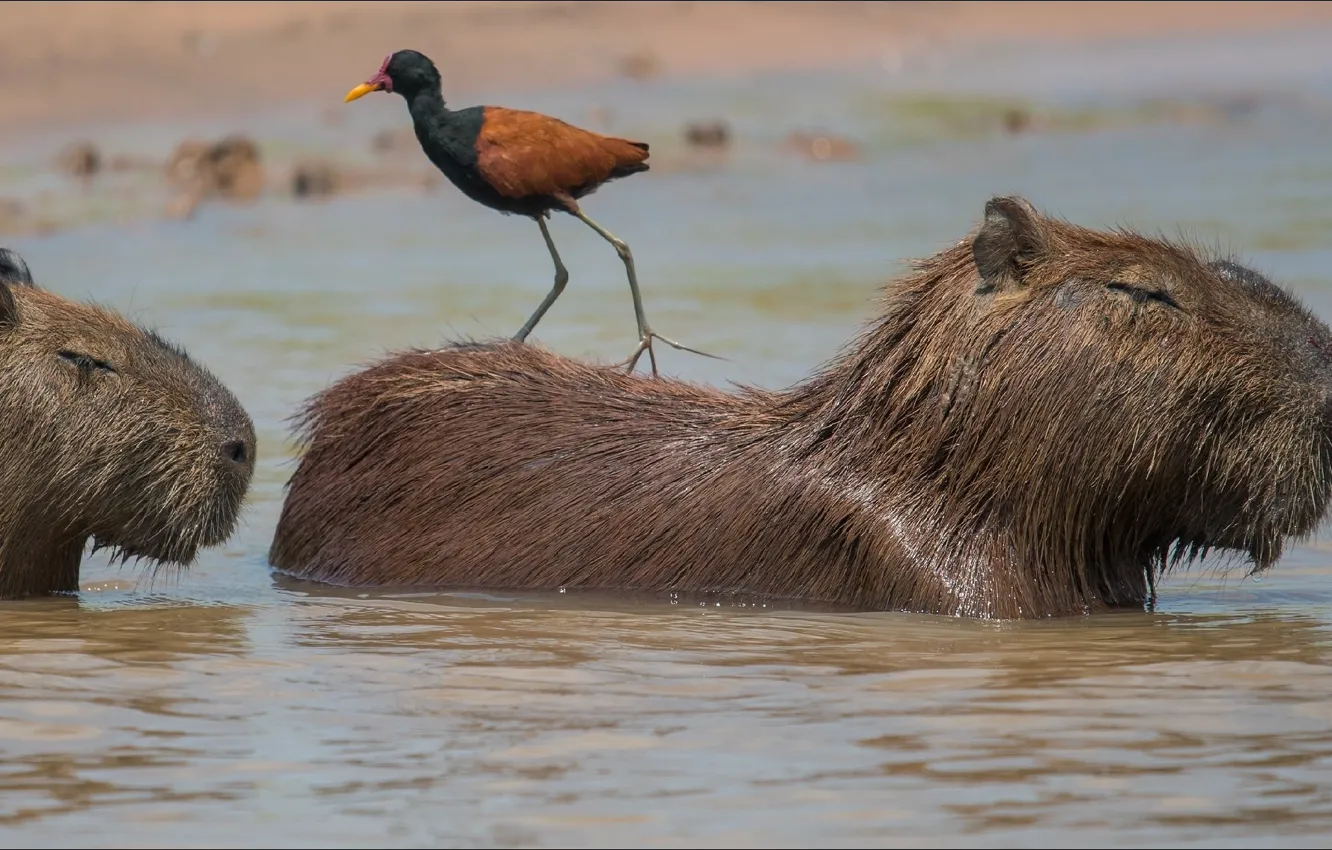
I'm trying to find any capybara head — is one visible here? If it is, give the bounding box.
[797,195,1332,595]
[0,249,256,599]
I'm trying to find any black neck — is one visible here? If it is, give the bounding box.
[405,87,449,126]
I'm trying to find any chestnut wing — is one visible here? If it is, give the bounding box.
[474,107,629,201]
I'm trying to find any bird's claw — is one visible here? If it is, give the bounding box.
[618,329,724,377]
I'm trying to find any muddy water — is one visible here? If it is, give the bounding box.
[4,27,1332,848]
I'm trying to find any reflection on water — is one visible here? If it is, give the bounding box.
[2,28,1332,849]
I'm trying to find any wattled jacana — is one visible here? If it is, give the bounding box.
[345,49,716,376]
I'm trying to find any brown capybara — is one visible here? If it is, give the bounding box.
[0,248,256,600]
[268,196,1332,619]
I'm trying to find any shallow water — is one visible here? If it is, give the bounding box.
[4,26,1332,848]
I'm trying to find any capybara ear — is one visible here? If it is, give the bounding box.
[0,248,35,329]
[0,248,35,289]
[972,196,1047,292]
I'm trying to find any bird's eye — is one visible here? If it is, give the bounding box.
[1105,281,1181,310]
[58,350,117,375]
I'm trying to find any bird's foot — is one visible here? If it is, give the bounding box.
[618,328,723,377]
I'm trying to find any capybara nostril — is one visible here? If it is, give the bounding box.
[222,439,249,466]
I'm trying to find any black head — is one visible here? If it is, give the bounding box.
[344,50,441,103]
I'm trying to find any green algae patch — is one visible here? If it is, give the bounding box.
[853,92,1239,149]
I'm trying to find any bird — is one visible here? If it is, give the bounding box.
[344,49,717,376]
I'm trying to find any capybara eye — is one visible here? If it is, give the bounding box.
[57,350,117,375]
[1105,281,1181,311]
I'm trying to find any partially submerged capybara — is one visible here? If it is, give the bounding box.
[0,248,256,599]
[268,196,1332,618]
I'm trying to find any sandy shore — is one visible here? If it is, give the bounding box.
[3,1,1332,141]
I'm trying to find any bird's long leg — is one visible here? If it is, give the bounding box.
[571,209,721,376]
[513,216,570,343]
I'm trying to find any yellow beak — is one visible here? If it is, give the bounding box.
[344,82,382,103]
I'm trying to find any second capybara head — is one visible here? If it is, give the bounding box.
[0,249,257,599]
[806,195,1332,583]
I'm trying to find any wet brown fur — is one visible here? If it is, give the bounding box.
[269,197,1332,619]
[0,250,257,599]
[475,106,650,205]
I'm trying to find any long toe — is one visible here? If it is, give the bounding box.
[647,331,724,363]
[618,331,721,377]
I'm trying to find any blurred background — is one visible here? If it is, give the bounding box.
[5,3,1332,847]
